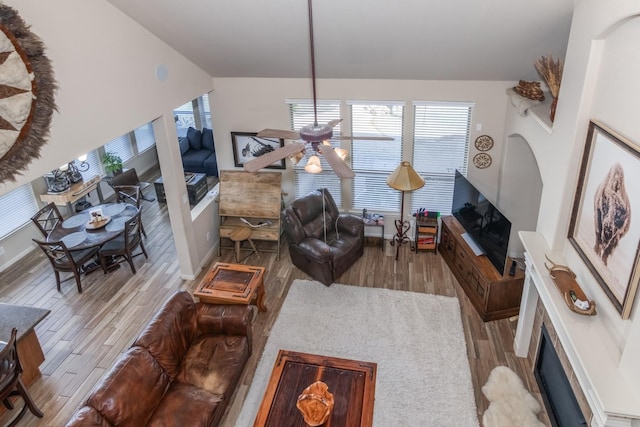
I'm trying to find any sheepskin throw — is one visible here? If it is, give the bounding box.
[0,4,56,183]
[482,365,545,427]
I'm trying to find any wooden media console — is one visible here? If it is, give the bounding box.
[440,215,524,321]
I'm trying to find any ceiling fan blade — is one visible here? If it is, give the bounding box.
[339,135,394,141]
[243,142,305,173]
[328,119,343,128]
[257,128,301,140]
[318,144,355,179]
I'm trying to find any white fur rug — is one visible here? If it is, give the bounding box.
[482,366,545,427]
[233,280,479,426]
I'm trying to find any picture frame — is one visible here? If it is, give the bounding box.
[231,132,285,170]
[568,120,640,319]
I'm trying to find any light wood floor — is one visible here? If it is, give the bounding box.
[0,176,550,426]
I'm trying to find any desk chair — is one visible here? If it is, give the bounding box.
[32,239,103,293]
[0,328,44,426]
[109,169,155,202]
[31,203,63,237]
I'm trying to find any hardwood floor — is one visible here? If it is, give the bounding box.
[0,183,550,426]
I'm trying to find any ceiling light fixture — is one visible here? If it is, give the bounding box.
[305,155,322,174]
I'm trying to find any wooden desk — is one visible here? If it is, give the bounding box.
[218,171,283,260]
[40,175,104,215]
[254,350,377,427]
[194,262,267,312]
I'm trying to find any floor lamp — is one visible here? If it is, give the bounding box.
[387,161,425,260]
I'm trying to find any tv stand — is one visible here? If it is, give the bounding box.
[440,216,524,321]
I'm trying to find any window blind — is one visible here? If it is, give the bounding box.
[133,123,156,153]
[411,101,473,215]
[174,101,195,137]
[80,150,101,181]
[104,134,133,163]
[349,101,404,212]
[288,100,343,206]
[0,184,38,240]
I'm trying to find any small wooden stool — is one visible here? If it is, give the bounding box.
[229,227,257,262]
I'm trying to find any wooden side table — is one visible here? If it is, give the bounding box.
[194,262,267,312]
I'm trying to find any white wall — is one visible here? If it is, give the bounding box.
[507,0,640,391]
[210,77,514,207]
[0,0,214,195]
[0,0,215,274]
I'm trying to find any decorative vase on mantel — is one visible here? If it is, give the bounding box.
[550,97,558,123]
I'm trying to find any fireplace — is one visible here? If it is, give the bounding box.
[535,325,587,427]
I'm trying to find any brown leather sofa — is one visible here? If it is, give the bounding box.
[282,188,364,286]
[65,291,252,427]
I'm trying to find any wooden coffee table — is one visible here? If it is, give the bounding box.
[194,262,267,312]
[253,350,377,427]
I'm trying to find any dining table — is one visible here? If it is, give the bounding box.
[47,203,138,251]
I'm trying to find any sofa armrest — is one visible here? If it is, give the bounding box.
[336,214,364,236]
[195,303,253,352]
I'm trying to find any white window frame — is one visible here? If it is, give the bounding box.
[411,101,474,216]
[348,100,405,212]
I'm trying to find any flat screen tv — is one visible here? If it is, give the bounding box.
[451,170,512,275]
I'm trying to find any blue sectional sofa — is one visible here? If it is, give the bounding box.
[179,127,219,177]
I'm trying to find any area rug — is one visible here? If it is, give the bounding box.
[482,366,545,427]
[234,280,479,426]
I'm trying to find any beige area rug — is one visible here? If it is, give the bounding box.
[233,280,479,426]
[482,366,545,427]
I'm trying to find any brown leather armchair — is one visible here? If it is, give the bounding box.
[282,189,364,286]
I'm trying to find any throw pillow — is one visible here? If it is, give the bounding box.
[187,127,202,151]
[178,137,190,155]
[201,128,214,151]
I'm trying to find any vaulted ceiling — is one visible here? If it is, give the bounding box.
[107,0,575,82]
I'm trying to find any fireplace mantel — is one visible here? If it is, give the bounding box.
[515,231,640,427]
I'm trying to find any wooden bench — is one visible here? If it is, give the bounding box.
[218,171,283,260]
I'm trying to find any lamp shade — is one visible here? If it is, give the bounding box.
[387,161,425,191]
[305,155,322,174]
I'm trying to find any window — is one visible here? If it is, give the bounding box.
[174,101,195,137]
[104,134,134,163]
[288,100,343,206]
[174,95,211,137]
[411,101,473,215]
[133,123,156,153]
[0,184,38,240]
[349,101,404,212]
[78,150,101,181]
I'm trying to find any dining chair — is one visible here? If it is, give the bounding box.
[109,168,155,201]
[113,185,146,237]
[32,239,103,293]
[0,328,44,426]
[99,209,148,274]
[30,202,64,237]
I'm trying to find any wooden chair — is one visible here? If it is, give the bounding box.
[99,209,148,274]
[109,169,155,202]
[32,239,102,293]
[0,328,44,426]
[30,202,64,237]
[113,185,146,237]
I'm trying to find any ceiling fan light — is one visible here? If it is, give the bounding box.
[322,140,331,146]
[290,151,305,165]
[334,148,348,160]
[305,155,322,174]
[299,123,333,142]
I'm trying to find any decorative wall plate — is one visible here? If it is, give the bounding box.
[474,135,494,151]
[0,5,56,183]
[473,153,492,169]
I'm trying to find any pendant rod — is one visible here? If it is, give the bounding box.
[308,0,318,127]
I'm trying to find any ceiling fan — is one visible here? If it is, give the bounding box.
[243,0,392,179]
